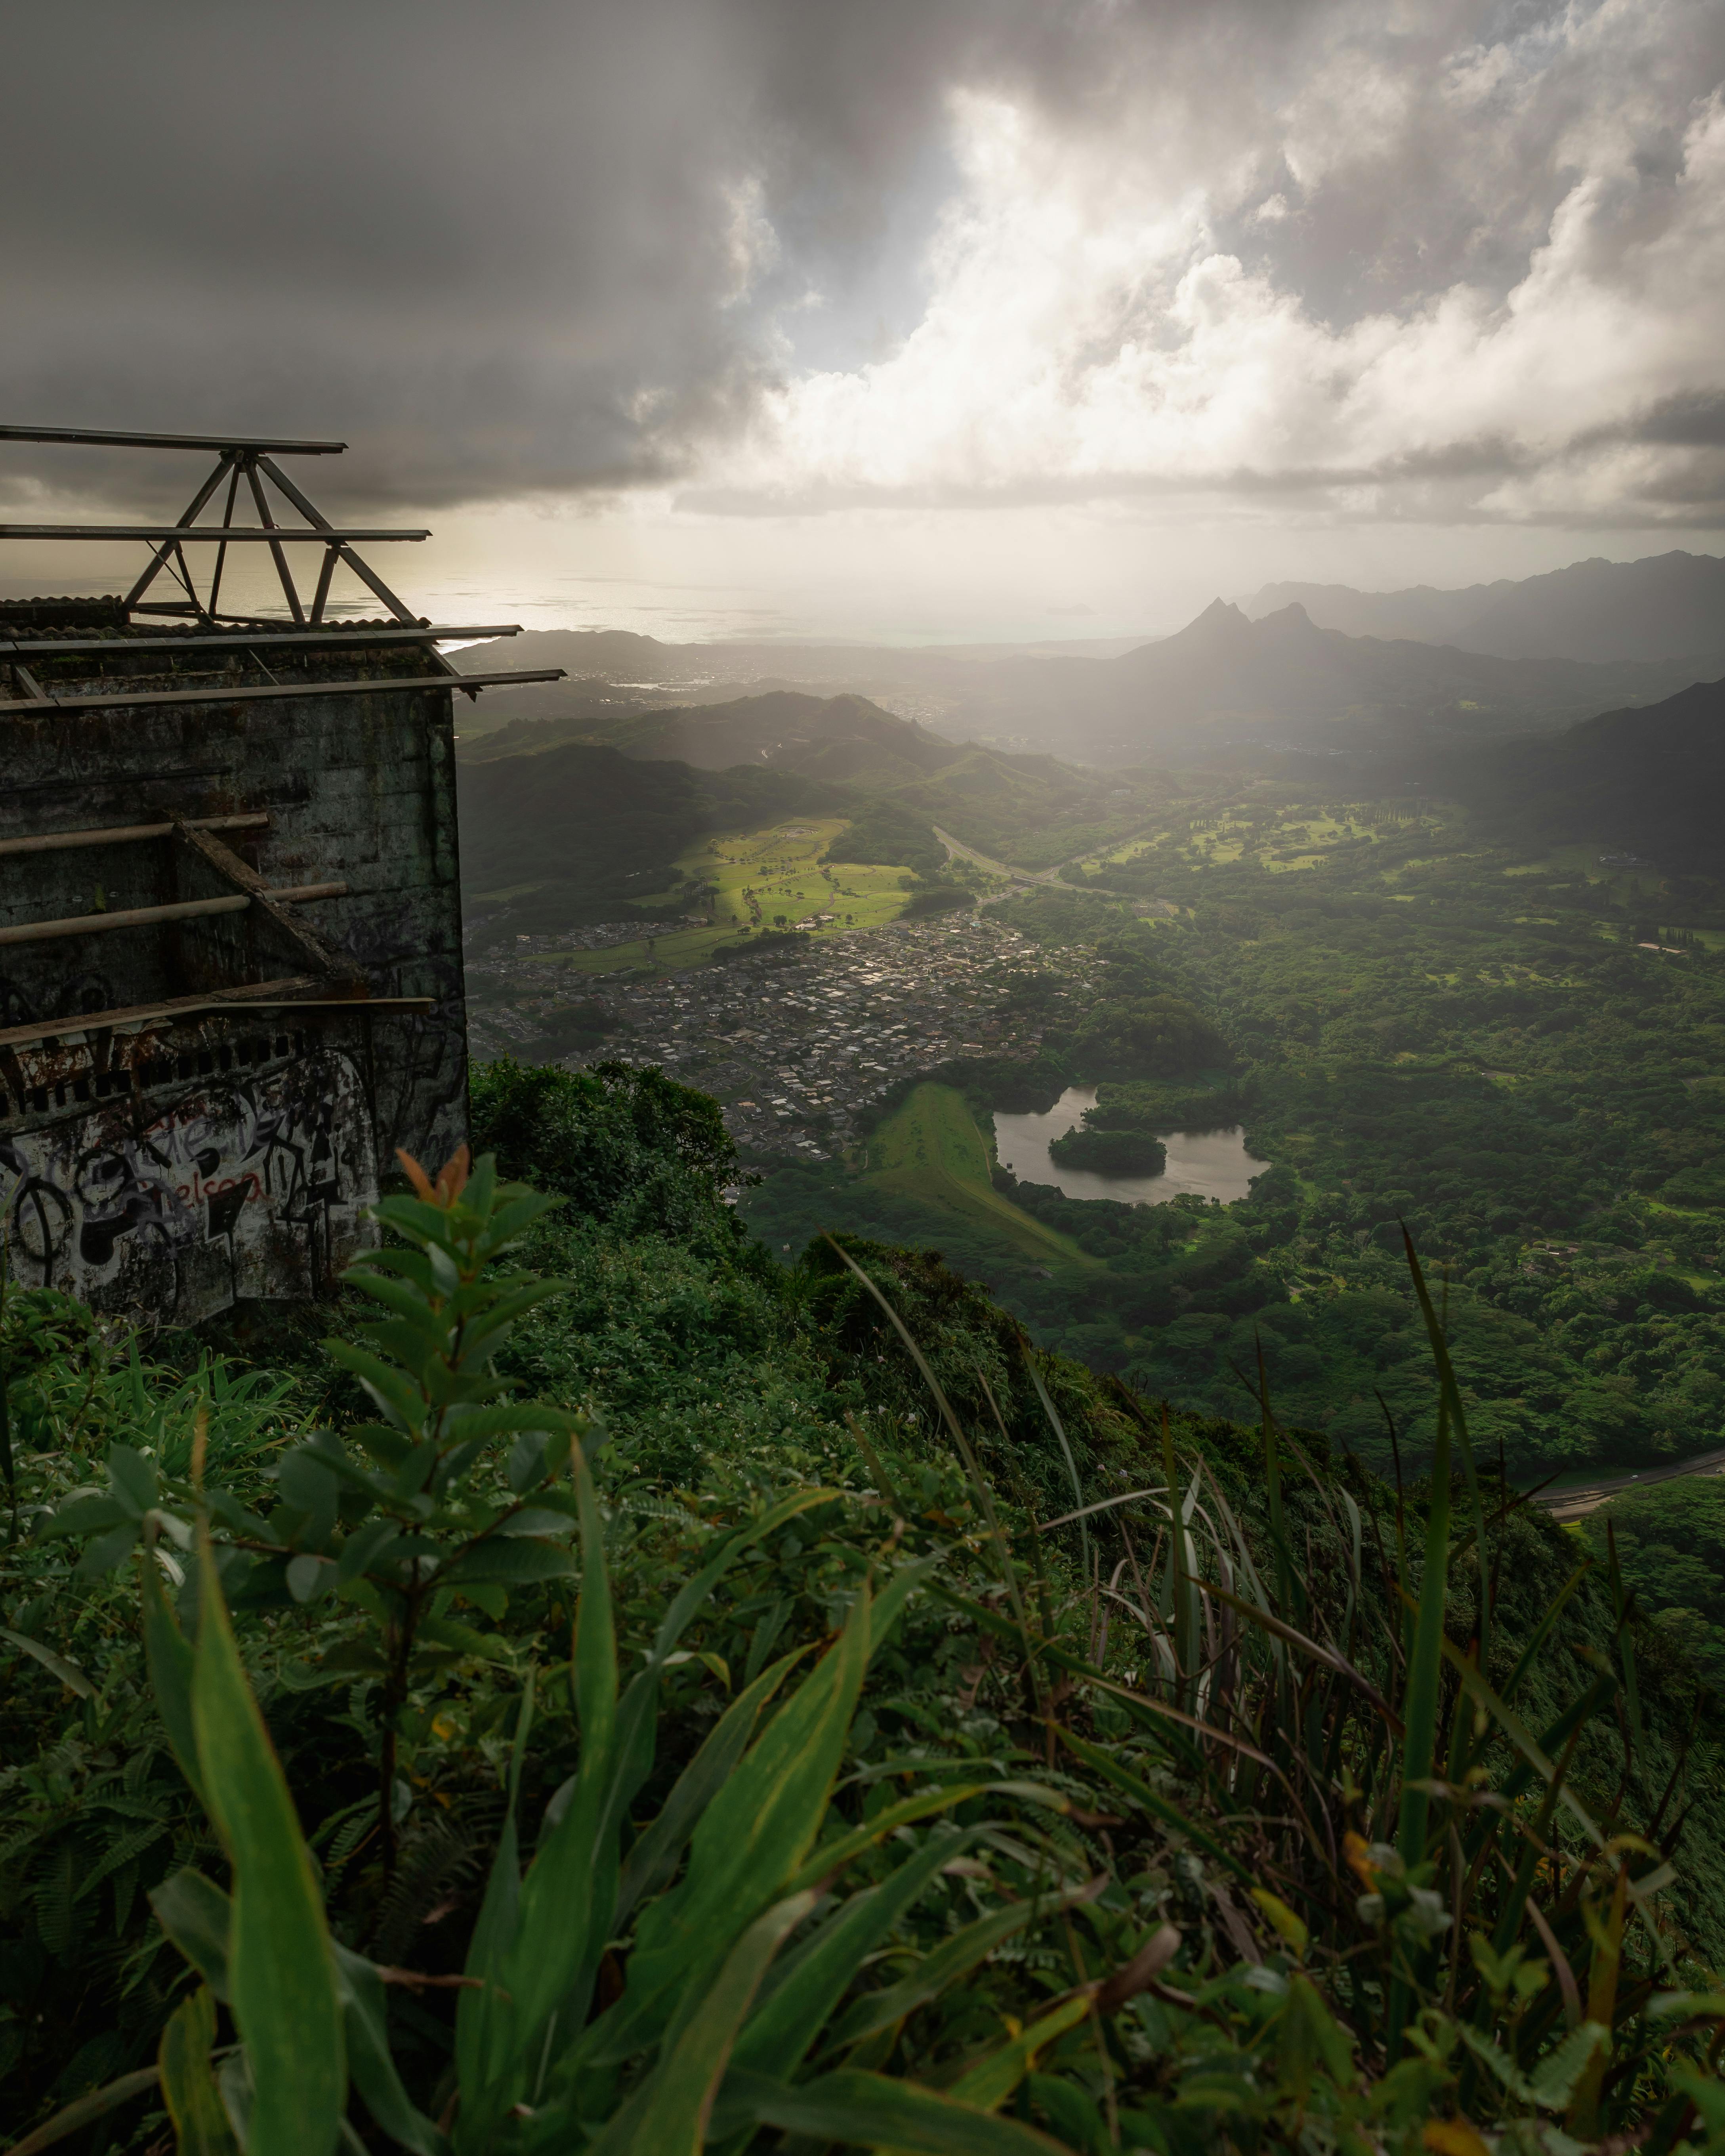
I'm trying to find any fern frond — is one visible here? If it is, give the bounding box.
[110,1857,139,1936]
[74,1818,169,1901]
[32,1839,82,1958]
[368,1800,499,1965]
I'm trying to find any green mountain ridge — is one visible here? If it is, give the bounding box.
[457,740,847,933]
[1245,548,1725,663]
[455,693,1169,934]
[455,581,1725,773]
[1462,673,1725,872]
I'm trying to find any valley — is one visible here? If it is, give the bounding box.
[456,626,1725,1509]
[492,767,1725,1494]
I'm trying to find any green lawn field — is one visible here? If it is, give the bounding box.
[862,1083,1095,1268]
[524,817,917,979]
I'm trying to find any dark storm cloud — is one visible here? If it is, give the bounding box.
[1630,393,1725,448]
[2,0,1721,518]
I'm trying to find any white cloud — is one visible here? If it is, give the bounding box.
[702,10,1725,525]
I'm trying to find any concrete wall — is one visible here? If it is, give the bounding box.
[1,1010,379,1322]
[0,642,469,1322]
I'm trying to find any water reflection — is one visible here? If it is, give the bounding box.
[992,1085,1267,1206]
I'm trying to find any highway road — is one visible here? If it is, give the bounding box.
[1533,1445,1725,1521]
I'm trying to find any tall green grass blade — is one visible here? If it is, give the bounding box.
[593,1890,817,2156]
[1025,1353,1088,1579]
[782,1782,1069,1898]
[1256,1341,1297,1624]
[1435,1629,1606,1853]
[140,1541,204,1808]
[0,1626,94,1698]
[158,1986,237,2156]
[149,1868,234,1996]
[828,1879,1102,2049]
[502,1448,617,2072]
[189,1525,345,2156]
[1159,1410,1196,1709]
[1207,1584,1404,1735]
[1056,1726,1257,1887]
[1569,1868,1628,2138]
[733,1830,974,2080]
[1396,1273,1453,1875]
[331,1944,449,2156]
[616,1648,806,1924]
[454,1673,534,2132]
[1403,1231,1490,1683]
[151,1869,443,2156]
[1438,1626,1672,1969]
[1605,1521,1643,1748]
[583,1582,874,2068]
[715,2067,1070,2152]
[1388,1238,1460,2054]
[579,1489,838,1922]
[1,2068,166,2156]
[948,1996,1093,2110]
[1498,1559,1591,1710]
[1483,1678,1615,1963]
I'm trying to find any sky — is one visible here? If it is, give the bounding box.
[4,0,1723,643]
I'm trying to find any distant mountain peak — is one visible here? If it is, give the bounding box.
[1240,549,1725,664]
[1256,601,1317,632]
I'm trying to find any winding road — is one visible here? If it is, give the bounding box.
[1532,1445,1725,1521]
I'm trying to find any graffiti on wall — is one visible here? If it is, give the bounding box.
[0,1049,378,1325]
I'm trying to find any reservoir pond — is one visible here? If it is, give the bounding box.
[992,1085,1268,1206]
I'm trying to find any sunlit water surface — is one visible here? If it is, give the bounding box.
[992,1085,1267,1206]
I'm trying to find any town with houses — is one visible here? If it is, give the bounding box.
[465,911,1072,1158]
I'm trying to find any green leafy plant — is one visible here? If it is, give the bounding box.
[24,1152,1180,2156]
[42,1147,596,1860]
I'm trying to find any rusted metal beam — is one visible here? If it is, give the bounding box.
[0,974,322,1049]
[0,668,564,716]
[206,460,243,618]
[174,823,354,980]
[0,983,434,1055]
[0,895,248,944]
[244,456,305,626]
[256,457,424,630]
[0,425,347,454]
[0,815,269,858]
[0,627,521,656]
[121,453,239,608]
[2,525,429,542]
[309,542,339,625]
[0,882,347,947]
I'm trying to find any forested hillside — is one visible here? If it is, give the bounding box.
[4,1060,1724,2153]
[456,744,846,938]
[1461,675,1725,873]
[745,787,1725,1487]
[454,701,1160,944]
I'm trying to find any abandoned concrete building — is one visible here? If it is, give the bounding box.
[0,424,561,1325]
